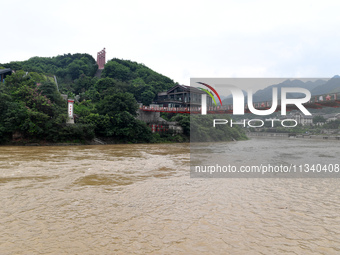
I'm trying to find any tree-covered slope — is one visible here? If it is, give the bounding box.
[0,53,246,144]
[3,53,97,79]
[2,55,176,104]
[0,54,179,144]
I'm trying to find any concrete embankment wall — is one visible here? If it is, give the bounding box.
[136,109,183,133]
[136,110,163,123]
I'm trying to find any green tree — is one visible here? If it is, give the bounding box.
[21,109,50,136]
[95,77,116,92]
[74,100,96,117]
[78,113,111,136]
[4,70,35,94]
[97,92,138,117]
[83,87,100,102]
[110,111,153,142]
[102,61,133,82]
[74,75,96,94]
[38,81,64,105]
[324,120,340,129]
[171,114,190,136]
[190,114,247,142]
[313,115,326,123]
[141,90,155,105]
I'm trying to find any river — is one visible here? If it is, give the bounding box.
[0,139,340,254]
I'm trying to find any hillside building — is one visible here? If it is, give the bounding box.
[0,68,12,83]
[291,112,313,126]
[155,84,213,108]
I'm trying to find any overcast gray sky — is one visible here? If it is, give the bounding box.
[2,0,340,90]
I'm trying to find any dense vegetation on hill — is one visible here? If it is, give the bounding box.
[190,114,248,142]
[0,69,95,144]
[0,53,246,144]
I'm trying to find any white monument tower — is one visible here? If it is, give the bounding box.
[67,99,75,124]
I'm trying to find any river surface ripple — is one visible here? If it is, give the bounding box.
[0,140,340,254]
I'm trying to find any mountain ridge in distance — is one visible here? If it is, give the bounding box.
[221,77,340,105]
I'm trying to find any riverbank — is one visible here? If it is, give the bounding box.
[0,135,190,146]
[247,132,340,140]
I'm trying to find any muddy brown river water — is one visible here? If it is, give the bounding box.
[0,139,340,254]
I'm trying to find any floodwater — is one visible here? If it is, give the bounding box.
[0,139,340,254]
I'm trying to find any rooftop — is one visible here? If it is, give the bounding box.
[0,68,12,75]
[167,84,206,94]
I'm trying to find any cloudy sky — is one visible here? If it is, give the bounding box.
[2,0,340,90]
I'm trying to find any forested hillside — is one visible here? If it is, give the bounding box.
[0,54,179,144]
[0,53,246,144]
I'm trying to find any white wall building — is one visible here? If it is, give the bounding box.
[292,112,313,126]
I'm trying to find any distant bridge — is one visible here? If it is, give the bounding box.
[140,92,340,114]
